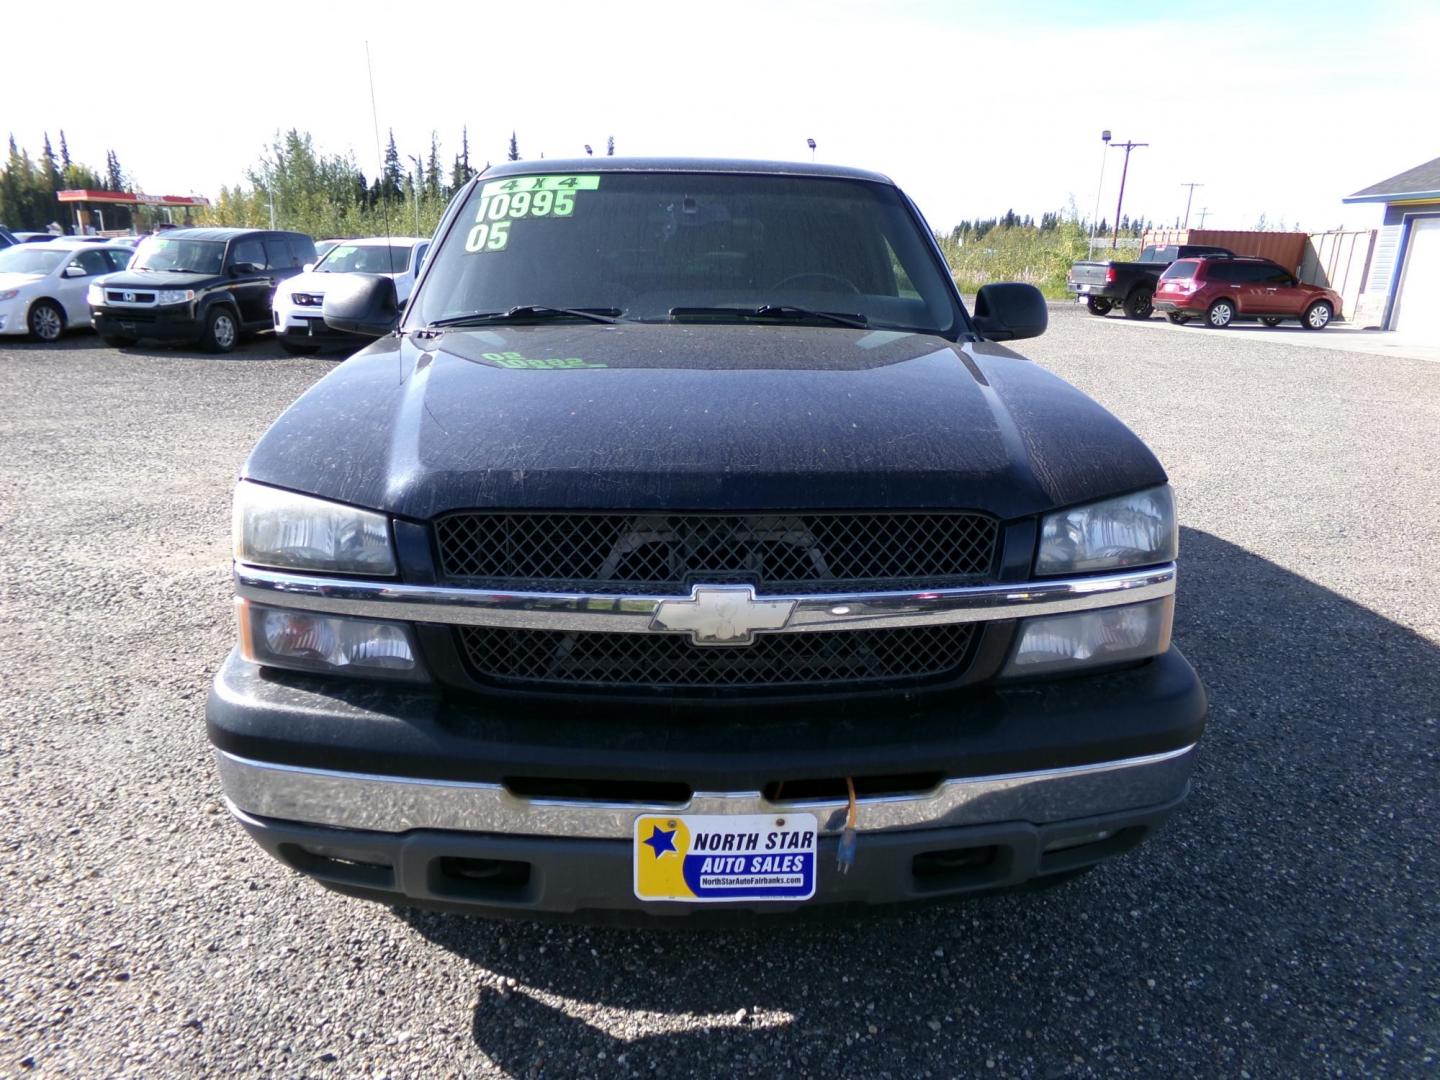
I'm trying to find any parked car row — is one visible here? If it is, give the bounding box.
[1068,243,1235,320]
[1067,244,1343,330]
[2,226,431,353]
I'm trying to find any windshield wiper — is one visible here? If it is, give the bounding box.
[668,305,868,329]
[425,305,621,329]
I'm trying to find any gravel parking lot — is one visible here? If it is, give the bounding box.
[2,308,1437,1078]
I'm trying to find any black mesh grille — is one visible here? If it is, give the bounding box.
[456,623,977,693]
[435,512,998,594]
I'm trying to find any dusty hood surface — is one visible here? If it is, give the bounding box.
[243,323,1166,521]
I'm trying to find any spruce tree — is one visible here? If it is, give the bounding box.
[382,130,404,202]
[105,150,124,191]
[450,126,472,190]
[426,132,442,198]
[507,132,520,162]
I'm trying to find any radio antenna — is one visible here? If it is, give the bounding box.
[364,41,393,258]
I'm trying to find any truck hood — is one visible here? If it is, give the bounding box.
[243,323,1166,521]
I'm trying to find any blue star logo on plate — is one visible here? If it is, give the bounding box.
[642,824,678,857]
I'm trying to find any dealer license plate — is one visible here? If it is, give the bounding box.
[633,813,818,903]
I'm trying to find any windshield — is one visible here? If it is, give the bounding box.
[412,172,960,334]
[130,237,226,274]
[1159,259,1200,281]
[316,243,415,274]
[0,246,65,275]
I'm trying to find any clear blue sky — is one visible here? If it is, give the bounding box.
[9,0,1435,233]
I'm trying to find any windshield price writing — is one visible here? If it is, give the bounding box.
[466,175,601,253]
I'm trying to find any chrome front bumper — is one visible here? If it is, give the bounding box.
[217,743,1197,840]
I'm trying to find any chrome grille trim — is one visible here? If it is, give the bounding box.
[216,743,1198,838]
[233,563,1176,633]
[103,289,158,307]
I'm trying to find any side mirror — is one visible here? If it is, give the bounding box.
[230,261,259,275]
[972,282,1048,342]
[323,273,398,337]
[63,265,87,278]
[302,262,314,273]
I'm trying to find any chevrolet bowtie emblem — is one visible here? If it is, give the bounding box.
[651,585,797,646]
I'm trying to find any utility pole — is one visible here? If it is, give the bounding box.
[1180,182,1203,229]
[1197,207,1211,228]
[1109,139,1148,250]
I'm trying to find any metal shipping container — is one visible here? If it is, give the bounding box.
[1142,229,1309,275]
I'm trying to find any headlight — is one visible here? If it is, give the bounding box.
[233,481,396,575]
[157,289,196,305]
[0,288,18,302]
[86,283,104,306]
[238,599,424,681]
[1036,485,1176,575]
[1004,597,1173,677]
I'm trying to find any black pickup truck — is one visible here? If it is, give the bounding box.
[1068,243,1234,319]
[208,159,1206,919]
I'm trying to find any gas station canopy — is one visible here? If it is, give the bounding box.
[57,189,210,208]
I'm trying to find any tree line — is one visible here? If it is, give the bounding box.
[0,132,136,232]
[947,208,1151,245]
[0,127,617,239]
[204,127,616,240]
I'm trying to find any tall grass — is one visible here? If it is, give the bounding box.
[937,222,1137,299]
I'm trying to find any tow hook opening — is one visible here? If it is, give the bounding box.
[431,856,533,901]
[911,845,1003,891]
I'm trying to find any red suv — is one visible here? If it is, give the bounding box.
[1153,256,1342,330]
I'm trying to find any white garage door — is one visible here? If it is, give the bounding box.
[1391,216,1440,337]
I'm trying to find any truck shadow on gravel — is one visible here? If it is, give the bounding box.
[398,528,1438,1076]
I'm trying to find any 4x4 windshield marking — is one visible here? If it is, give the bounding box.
[466,175,602,254]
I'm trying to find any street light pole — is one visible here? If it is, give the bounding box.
[1180,182,1203,229]
[263,159,276,229]
[1109,139,1148,250]
[1089,130,1111,246]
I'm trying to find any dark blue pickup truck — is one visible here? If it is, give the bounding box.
[208,159,1206,920]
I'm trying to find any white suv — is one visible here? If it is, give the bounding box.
[271,236,429,355]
